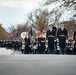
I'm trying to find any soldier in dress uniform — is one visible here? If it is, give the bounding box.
[36,34,41,54]
[52,26,57,53]
[39,33,46,54]
[13,40,17,50]
[73,31,76,41]
[9,41,12,49]
[15,41,19,50]
[73,31,76,54]
[57,23,68,54]
[18,41,22,51]
[0,40,3,47]
[0,40,1,47]
[46,25,56,54]
[52,26,57,36]
[24,32,30,54]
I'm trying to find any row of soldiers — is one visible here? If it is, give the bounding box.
[23,23,76,54]
[0,40,22,51]
[0,23,76,55]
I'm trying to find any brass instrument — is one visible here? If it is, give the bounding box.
[21,32,29,39]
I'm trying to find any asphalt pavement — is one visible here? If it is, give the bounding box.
[0,55,76,75]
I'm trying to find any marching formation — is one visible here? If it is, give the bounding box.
[0,23,76,55]
[22,23,76,55]
[0,40,22,51]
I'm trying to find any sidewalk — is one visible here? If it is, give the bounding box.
[0,48,22,55]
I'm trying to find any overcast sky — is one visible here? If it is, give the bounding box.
[0,0,42,29]
[0,0,74,30]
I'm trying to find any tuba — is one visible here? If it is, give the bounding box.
[21,32,29,39]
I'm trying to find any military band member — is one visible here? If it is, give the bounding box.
[24,32,30,54]
[46,25,55,54]
[73,31,76,41]
[57,23,68,54]
[52,26,57,36]
[39,33,46,54]
[36,33,46,54]
[52,26,57,52]
[36,34,40,54]
[73,31,76,55]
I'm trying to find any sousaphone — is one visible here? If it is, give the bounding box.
[21,32,29,39]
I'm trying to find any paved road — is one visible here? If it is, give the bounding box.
[0,55,76,75]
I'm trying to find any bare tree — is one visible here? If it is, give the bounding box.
[42,0,76,24]
[0,24,9,40]
[7,22,29,40]
[28,9,49,33]
[44,0,76,8]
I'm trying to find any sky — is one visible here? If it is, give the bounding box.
[0,0,42,29]
[0,0,74,30]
